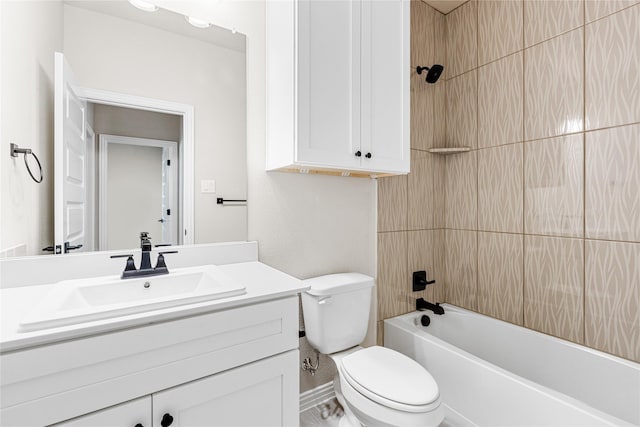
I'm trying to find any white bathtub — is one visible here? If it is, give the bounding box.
[385,304,640,427]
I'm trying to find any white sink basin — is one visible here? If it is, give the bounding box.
[19,265,246,332]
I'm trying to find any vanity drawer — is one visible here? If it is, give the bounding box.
[0,296,298,426]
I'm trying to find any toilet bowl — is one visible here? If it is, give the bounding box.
[330,346,443,427]
[301,273,444,427]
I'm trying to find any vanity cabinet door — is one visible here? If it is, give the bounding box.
[51,396,151,427]
[152,350,299,427]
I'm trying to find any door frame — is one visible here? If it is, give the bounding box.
[85,125,96,252]
[98,135,178,251]
[81,88,194,245]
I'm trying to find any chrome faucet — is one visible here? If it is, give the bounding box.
[110,232,178,279]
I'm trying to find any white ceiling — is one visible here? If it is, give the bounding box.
[422,0,469,14]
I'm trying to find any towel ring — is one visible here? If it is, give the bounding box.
[10,143,43,183]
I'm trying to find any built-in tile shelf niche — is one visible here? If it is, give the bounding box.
[428,147,472,154]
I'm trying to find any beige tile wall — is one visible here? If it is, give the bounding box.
[377,0,639,363]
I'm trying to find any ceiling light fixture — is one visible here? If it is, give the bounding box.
[186,16,212,29]
[128,0,159,12]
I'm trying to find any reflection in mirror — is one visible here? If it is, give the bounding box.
[94,107,181,251]
[0,0,247,258]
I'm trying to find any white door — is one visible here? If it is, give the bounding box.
[98,135,178,251]
[360,0,410,174]
[54,52,87,254]
[296,0,361,169]
[152,351,299,427]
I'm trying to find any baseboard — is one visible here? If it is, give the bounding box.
[300,381,335,412]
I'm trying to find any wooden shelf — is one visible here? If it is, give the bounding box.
[428,147,471,154]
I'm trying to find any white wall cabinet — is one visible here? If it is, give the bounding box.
[267,0,410,177]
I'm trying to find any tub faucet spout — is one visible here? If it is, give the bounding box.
[416,298,444,315]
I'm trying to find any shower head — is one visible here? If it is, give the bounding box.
[416,64,444,83]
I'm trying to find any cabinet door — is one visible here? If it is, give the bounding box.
[51,396,151,427]
[296,0,361,169]
[152,350,299,427]
[361,0,410,173]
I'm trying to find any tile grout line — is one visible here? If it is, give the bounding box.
[410,119,640,155]
[581,0,587,346]
[432,228,640,246]
[521,0,526,326]
[475,0,480,313]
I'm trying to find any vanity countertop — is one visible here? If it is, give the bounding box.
[0,261,308,353]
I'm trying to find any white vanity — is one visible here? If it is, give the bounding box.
[0,242,307,427]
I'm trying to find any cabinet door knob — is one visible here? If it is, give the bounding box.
[134,424,144,427]
[355,151,362,157]
[161,413,174,427]
[365,152,372,159]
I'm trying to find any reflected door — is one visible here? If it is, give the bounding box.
[54,52,87,254]
[99,135,178,251]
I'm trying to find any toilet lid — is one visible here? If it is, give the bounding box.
[340,346,439,408]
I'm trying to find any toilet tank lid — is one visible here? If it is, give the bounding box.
[303,273,374,296]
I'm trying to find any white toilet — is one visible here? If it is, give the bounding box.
[302,273,444,427]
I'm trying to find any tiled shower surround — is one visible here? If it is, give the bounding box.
[377,0,639,363]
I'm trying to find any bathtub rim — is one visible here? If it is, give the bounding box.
[390,304,640,369]
[384,304,639,427]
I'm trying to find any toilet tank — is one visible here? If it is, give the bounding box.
[301,273,374,354]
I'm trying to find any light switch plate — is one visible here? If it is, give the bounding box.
[201,179,216,193]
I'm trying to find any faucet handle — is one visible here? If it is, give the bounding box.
[155,250,178,270]
[110,254,136,271]
[110,254,134,259]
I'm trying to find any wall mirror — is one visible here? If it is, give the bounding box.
[1,0,248,257]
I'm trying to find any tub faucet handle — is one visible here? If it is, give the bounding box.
[413,270,436,292]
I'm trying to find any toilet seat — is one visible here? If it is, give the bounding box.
[339,346,440,413]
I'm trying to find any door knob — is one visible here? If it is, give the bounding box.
[64,242,83,253]
[161,413,174,427]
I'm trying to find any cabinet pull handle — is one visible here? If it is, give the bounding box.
[365,152,372,159]
[161,413,174,427]
[355,151,362,157]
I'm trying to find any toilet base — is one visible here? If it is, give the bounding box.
[333,375,362,427]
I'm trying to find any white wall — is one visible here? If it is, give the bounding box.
[63,4,247,244]
[154,0,378,391]
[0,1,63,256]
